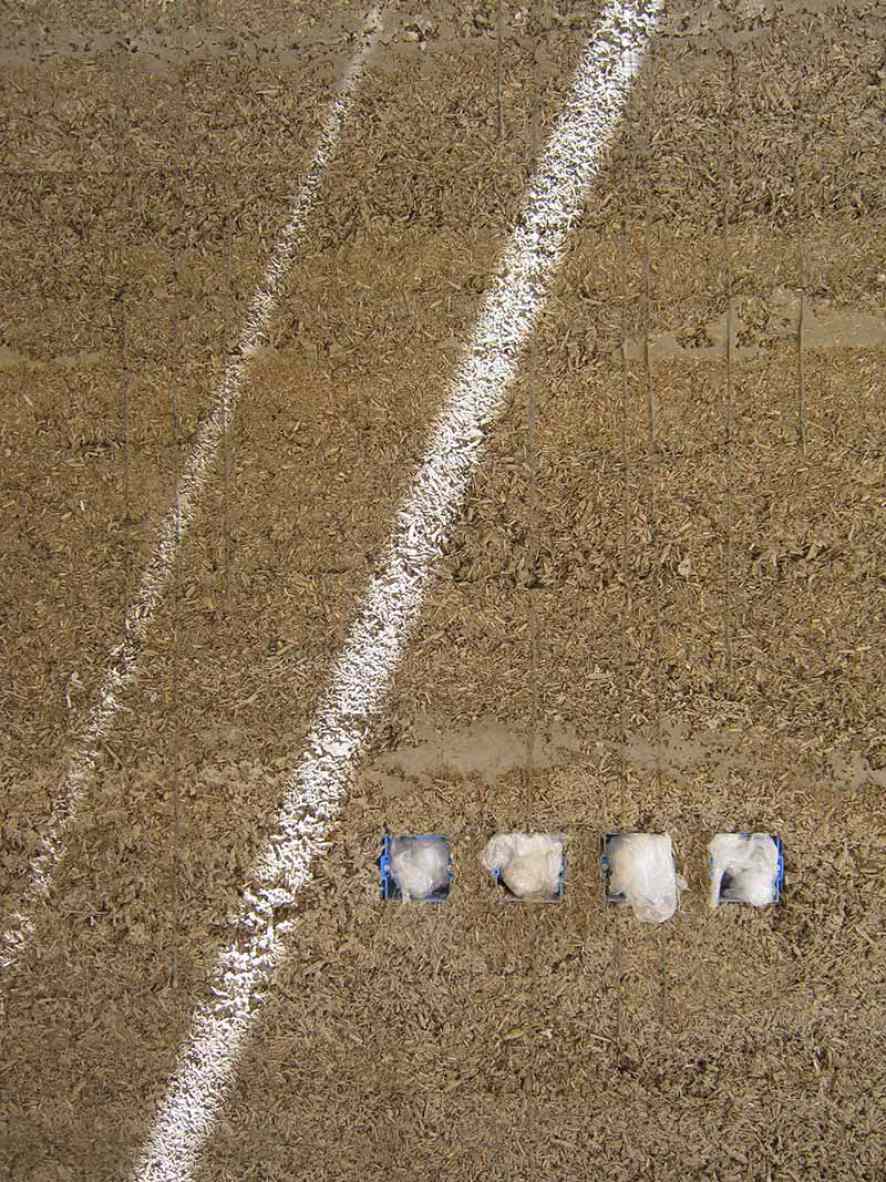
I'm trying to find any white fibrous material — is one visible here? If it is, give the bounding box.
[607,833,680,924]
[708,833,779,908]
[482,833,564,899]
[389,837,450,901]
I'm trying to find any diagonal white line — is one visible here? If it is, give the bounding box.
[0,6,385,974]
[133,3,661,1178]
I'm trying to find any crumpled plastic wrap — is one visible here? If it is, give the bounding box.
[606,833,681,923]
[482,832,564,899]
[389,836,451,901]
[708,833,779,908]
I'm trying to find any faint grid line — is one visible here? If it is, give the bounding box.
[220,262,231,614]
[497,0,505,141]
[640,61,663,797]
[116,287,134,670]
[721,47,737,681]
[526,367,540,809]
[222,273,233,614]
[530,25,541,163]
[642,40,667,1029]
[613,123,634,1079]
[133,8,663,1178]
[613,925,624,1056]
[524,3,541,811]
[0,6,386,976]
[658,925,668,1028]
[795,68,808,457]
[118,288,132,543]
[170,354,182,991]
[619,209,631,805]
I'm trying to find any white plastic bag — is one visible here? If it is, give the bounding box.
[606,833,680,924]
[481,832,564,899]
[708,833,779,908]
[389,837,450,901]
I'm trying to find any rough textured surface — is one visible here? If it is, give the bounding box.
[1,1,885,1179]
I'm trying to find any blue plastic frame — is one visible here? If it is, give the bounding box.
[488,835,567,903]
[379,834,452,903]
[600,831,617,902]
[600,831,680,905]
[709,832,785,906]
